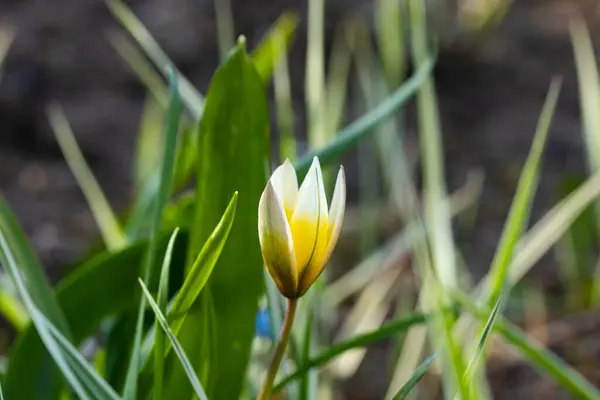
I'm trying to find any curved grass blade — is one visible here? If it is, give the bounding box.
[29,306,121,400]
[122,68,181,400]
[392,354,437,400]
[483,78,561,310]
[47,103,126,251]
[136,192,238,398]
[106,0,204,120]
[168,192,238,322]
[453,290,600,400]
[4,231,188,400]
[153,228,179,400]
[0,225,116,400]
[273,311,430,391]
[138,279,209,400]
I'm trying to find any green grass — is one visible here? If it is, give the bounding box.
[0,2,599,400]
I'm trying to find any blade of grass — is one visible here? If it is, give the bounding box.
[167,192,238,323]
[0,201,81,335]
[453,289,600,400]
[273,311,430,391]
[122,69,181,399]
[153,228,179,400]
[483,78,561,312]
[0,222,115,400]
[273,25,297,162]
[294,52,434,178]
[570,18,600,303]
[106,0,204,120]
[29,306,122,400]
[138,279,209,400]
[305,0,326,148]
[48,103,127,251]
[462,295,502,389]
[392,354,437,400]
[214,0,235,61]
[408,0,471,396]
[0,289,28,332]
[107,30,170,109]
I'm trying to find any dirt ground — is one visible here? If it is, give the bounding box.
[1,0,600,398]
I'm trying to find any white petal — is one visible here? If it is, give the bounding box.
[325,166,346,258]
[296,165,345,296]
[258,182,297,297]
[291,157,329,276]
[269,159,298,218]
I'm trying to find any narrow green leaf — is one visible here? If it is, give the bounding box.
[0,197,73,398]
[462,296,502,385]
[0,225,116,400]
[106,0,204,120]
[136,192,238,399]
[188,37,270,399]
[158,290,216,399]
[134,97,166,193]
[28,306,121,400]
[107,30,170,110]
[251,12,300,81]
[0,288,29,332]
[122,69,181,400]
[153,228,180,400]
[47,103,126,251]
[214,0,234,61]
[138,279,209,400]
[4,232,188,400]
[453,290,600,400]
[392,354,436,400]
[293,54,434,178]
[273,311,430,391]
[408,0,469,396]
[484,78,561,309]
[169,192,238,322]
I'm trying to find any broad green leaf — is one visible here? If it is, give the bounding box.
[392,354,436,400]
[122,69,181,399]
[188,37,270,399]
[4,233,189,400]
[251,12,300,81]
[138,279,209,400]
[273,311,430,391]
[0,197,72,398]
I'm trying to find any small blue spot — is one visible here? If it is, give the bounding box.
[255,307,274,339]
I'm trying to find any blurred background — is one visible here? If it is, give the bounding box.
[1,0,600,398]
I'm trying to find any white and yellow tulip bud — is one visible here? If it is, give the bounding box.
[258,157,346,298]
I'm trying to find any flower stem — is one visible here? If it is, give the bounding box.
[257,298,298,400]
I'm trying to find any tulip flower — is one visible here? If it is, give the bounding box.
[258,157,346,299]
[256,157,345,400]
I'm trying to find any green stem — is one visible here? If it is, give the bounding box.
[257,298,298,400]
